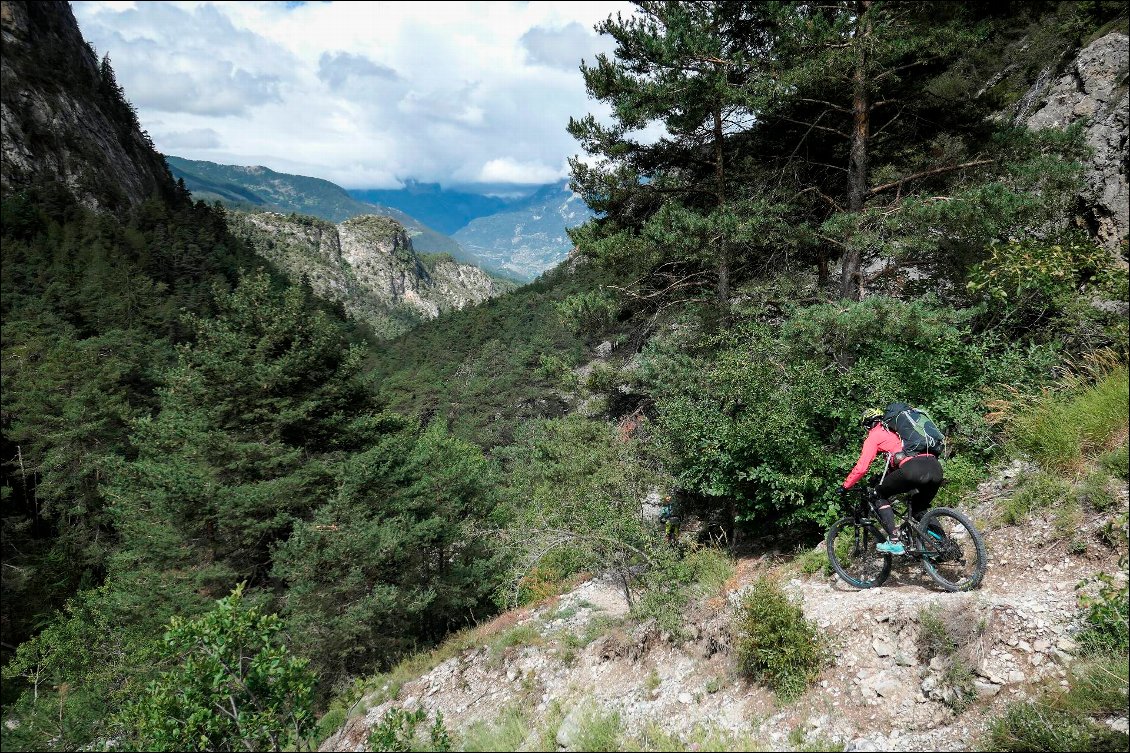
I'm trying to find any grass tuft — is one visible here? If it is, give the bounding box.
[1008,367,1129,474]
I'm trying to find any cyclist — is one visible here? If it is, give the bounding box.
[658,495,681,545]
[839,407,944,555]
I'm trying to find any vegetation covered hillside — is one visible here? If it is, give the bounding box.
[1,2,1128,753]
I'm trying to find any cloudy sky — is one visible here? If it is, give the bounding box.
[72,1,635,190]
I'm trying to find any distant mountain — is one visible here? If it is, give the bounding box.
[348,180,512,235]
[226,211,514,338]
[452,181,595,281]
[165,156,464,257]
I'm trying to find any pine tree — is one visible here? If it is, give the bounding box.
[568,1,789,310]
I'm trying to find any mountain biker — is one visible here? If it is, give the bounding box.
[658,495,681,545]
[839,407,944,555]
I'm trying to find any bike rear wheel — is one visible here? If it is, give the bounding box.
[918,507,987,592]
[826,516,891,588]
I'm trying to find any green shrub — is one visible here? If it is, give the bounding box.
[367,707,452,752]
[984,702,1127,752]
[796,545,830,576]
[734,578,826,700]
[586,361,620,393]
[984,656,1129,751]
[314,707,348,748]
[917,605,959,661]
[573,706,624,752]
[633,545,734,637]
[1065,655,1130,715]
[556,290,618,334]
[489,624,543,659]
[1002,472,1072,525]
[1097,441,1129,481]
[1077,471,1117,512]
[916,604,978,710]
[113,585,315,753]
[536,353,580,391]
[934,455,986,507]
[1076,570,1129,656]
[461,706,530,752]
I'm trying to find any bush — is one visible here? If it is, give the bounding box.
[1097,441,1129,481]
[1002,472,1071,525]
[934,455,986,508]
[117,584,315,753]
[734,579,826,700]
[796,545,830,576]
[461,706,530,752]
[633,545,735,636]
[367,707,452,752]
[572,706,624,752]
[556,290,618,334]
[985,702,1127,752]
[916,603,979,711]
[498,417,670,611]
[1077,471,1117,512]
[1076,570,1129,656]
[984,657,1129,752]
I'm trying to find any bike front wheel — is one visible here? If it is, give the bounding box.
[917,507,987,592]
[826,517,892,589]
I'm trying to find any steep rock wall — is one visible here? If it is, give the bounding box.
[0,0,173,211]
[1025,31,1129,255]
[228,211,508,337]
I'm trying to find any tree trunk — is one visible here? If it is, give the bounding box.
[840,0,872,301]
[713,104,730,308]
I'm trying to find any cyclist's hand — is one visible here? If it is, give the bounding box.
[837,486,851,499]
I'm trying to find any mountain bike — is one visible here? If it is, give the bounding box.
[825,487,987,592]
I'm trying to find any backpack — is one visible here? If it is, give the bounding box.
[882,402,945,457]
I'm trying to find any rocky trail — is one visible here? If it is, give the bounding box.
[322,465,1128,752]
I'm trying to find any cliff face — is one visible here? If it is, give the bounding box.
[0,0,173,211]
[1024,31,1129,256]
[228,211,511,338]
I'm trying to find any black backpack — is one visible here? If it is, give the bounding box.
[883,402,945,456]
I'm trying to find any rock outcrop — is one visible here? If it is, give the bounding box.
[228,211,510,338]
[1025,31,1129,256]
[0,0,173,211]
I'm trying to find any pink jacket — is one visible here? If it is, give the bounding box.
[843,425,903,489]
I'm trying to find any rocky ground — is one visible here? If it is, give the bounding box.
[321,464,1129,752]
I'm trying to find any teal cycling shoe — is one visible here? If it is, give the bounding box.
[876,540,905,555]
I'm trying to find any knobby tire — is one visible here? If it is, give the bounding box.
[826,516,892,589]
[917,507,987,592]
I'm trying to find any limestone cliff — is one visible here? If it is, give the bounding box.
[0,0,173,211]
[228,211,512,338]
[1024,31,1129,256]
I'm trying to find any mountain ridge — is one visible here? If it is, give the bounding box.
[165,155,466,259]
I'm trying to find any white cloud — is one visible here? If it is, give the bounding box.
[156,127,224,149]
[72,0,635,189]
[479,157,564,185]
[520,21,615,70]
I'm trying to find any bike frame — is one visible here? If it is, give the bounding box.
[857,487,940,560]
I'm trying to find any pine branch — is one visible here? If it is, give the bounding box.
[777,115,850,140]
[866,159,995,198]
